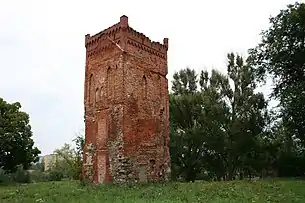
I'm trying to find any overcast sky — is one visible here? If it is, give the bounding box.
[0,0,302,155]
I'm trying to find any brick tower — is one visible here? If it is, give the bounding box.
[82,15,170,184]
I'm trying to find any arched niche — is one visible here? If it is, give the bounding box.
[142,75,147,99]
[88,74,94,104]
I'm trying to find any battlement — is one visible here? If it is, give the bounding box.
[85,15,168,56]
[126,27,168,53]
[85,22,121,48]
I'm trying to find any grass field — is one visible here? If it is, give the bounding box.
[1,179,305,202]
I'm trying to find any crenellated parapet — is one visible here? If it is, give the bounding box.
[126,30,167,60]
[85,23,122,58]
[127,27,168,51]
[85,15,168,60]
[85,23,121,48]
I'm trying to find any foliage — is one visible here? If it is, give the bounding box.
[248,2,305,176]
[0,169,11,184]
[13,165,31,183]
[1,180,305,202]
[170,53,270,181]
[172,68,198,95]
[0,98,41,173]
[28,170,50,183]
[47,133,84,180]
[248,2,305,143]
[73,132,85,180]
[48,170,64,181]
[0,166,31,184]
[169,92,207,181]
[0,132,85,184]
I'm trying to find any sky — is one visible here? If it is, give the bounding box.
[0,0,302,155]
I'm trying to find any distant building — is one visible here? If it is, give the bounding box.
[42,154,59,171]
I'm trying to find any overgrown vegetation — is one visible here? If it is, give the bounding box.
[0,132,84,184]
[46,134,84,181]
[1,179,305,202]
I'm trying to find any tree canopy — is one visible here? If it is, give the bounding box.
[0,98,41,172]
[170,53,270,181]
[248,2,305,145]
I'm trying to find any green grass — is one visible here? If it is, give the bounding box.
[0,179,305,202]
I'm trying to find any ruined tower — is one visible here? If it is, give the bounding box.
[83,15,170,184]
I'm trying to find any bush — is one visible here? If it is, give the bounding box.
[48,170,64,181]
[13,166,31,183]
[0,166,31,184]
[30,171,51,182]
[0,169,12,184]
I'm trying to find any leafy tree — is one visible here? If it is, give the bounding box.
[169,92,207,182]
[270,120,305,177]
[73,132,84,180]
[172,68,198,95]
[198,54,269,180]
[248,2,305,146]
[170,53,269,181]
[50,133,84,180]
[0,97,41,172]
[73,132,85,167]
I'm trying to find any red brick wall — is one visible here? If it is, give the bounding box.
[83,15,170,184]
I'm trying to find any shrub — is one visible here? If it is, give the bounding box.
[30,171,50,182]
[48,170,64,181]
[0,166,31,184]
[12,165,31,183]
[0,169,11,184]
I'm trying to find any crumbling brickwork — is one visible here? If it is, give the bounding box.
[82,15,171,184]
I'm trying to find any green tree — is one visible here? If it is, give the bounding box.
[51,133,84,180]
[198,53,269,180]
[73,132,84,180]
[172,68,198,95]
[0,98,41,172]
[248,2,305,146]
[169,92,207,181]
[170,53,269,181]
